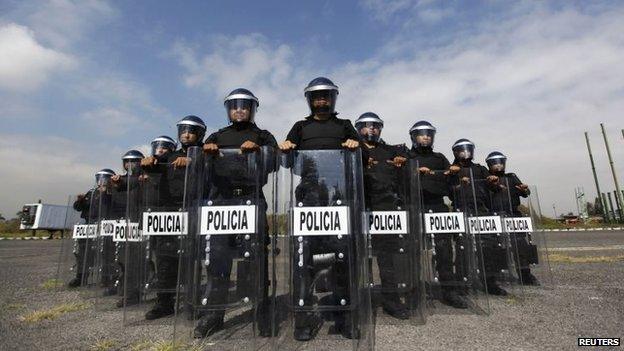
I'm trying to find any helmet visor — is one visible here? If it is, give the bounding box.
[226,99,256,123]
[453,144,474,161]
[306,90,337,115]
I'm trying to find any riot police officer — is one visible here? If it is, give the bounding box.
[279,77,361,341]
[279,77,359,152]
[486,151,539,286]
[69,169,116,288]
[355,112,410,319]
[141,136,180,319]
[450,139,508,296]
[405,121,468,308]
[194,88,277,337]
[111,150,145,307]
[168,115,207,169]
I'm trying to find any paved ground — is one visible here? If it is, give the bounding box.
[0,230,622,350]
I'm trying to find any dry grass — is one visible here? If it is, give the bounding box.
[129,340,200,351]
[20,302,89,323]
[90,338,117,351]
[549,253,624,263]
[41,278,63,289]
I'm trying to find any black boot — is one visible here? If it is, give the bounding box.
[486,279,508,296]
[441,289,468,309]
[382,299,410,319]
[193,312,224,338]
[334,312,360,340]
[520,269,540,286]
[294,313,323,341]
[116,292,140,308]
[67,277,81,288]
[145,299,174,320]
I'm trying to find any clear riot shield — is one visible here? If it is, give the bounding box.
[174,146,275,350]
[56,195,93,291]
[363,157,425,332]
[514,185,553,287]
[120,164,186,331]
[473,177,521,298]
[88,178,127,311]
[273,149,372,351]
[434,168,490,315]
[120,168,150,325]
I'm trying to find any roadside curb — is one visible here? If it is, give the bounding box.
[0,237,58,241]
[543,227,623,232]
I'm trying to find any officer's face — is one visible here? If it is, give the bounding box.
[180,131,198,144]
[490,163,505,173]
[359,125,380,138]
[312,96,331,109]
[415,134,432,147]
[154,146,168,157]
[228,106,251,123]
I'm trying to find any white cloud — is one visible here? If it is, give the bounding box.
[24,0,117,49]
[0,23,75,92]
[0,134,117,216]
[172,4,624,215]
[360,0,452,24]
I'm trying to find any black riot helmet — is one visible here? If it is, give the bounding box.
[224,88,259,124]
[452,139,475,162]
[304,77,339,116]
[151,135,176,160]
[410,120,436,149]
[486,151,507,173]
[122,150,144,174]
[95,168,115,186]
[176,115,206,147]
[354,112,384,143]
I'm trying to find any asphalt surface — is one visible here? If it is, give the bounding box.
[0,230,622,350]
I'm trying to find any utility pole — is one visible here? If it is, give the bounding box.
[615,191,623,222]
[552,204,557,219]
[574,188,580,216]
[607,193,616,223]
[585,132,607,221]
[602,193,611,223]
[600,123,623,223]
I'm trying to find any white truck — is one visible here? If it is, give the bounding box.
[19,203,82,231]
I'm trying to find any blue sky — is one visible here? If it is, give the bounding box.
[1,0,624,217]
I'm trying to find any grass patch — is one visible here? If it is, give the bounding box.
[0,231,33,238]
[90,339,117,351]
[549,253,624,263]
[505,296,519,304]
[6,303,26,310]
[130,340,199,351]
[41,278,63,289]
[20,302,89,323]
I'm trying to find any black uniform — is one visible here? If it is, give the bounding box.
[285,115,361,335]
[71,189,98,286]
[286,115,359,150]
[113,174,142,304]
[489,172,537,282]
[363,142,411,314]
[189,122,277,335]
[451,161,507,291]
[405,146,467,296]
[95,188,123,292]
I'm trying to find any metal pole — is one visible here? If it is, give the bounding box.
[600,123,624,222]
[607,192,616,224]
[574,188,580,216]
[602,193,611,223]
[585,132,607,221]
[552,204,557,219]
[615,191,623,222]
